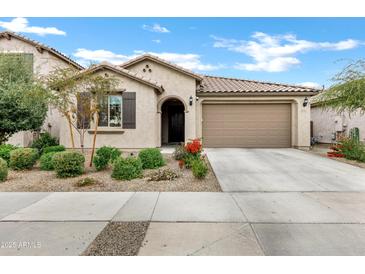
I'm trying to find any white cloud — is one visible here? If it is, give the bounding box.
[298,82,323,89]
[212,32,360,72]
[0,17,66,36]
[142,24,170,33]
[146,52,224,71]
[152,39,161,43]
[234,57,300,72]
[73,48,222,71]
[74,48,138,66]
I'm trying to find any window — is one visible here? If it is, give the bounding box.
[98,95,122,127]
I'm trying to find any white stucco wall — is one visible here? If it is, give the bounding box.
[311,106,365,143]
[0,36,75,146]
[126,60,198,145]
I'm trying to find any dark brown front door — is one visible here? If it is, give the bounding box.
[168,105,184,143]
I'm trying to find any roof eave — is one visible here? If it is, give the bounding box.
[82,64,164,94]
[0,31,83,70]
[197,91,319,97]
[120,55,203,81]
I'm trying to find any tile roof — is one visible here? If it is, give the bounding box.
[0,31,83,70]
[83,62,164,93]
[120,53,203,81]
[199,75,320,95]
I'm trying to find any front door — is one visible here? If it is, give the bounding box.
[168,105,184,143]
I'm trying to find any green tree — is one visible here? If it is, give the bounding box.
[319,59,365,114]
[0,54,49,144]
[46,66,118,163]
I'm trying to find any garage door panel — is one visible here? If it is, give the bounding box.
[205,121,289,128]
[202,104,291,148]
[206,129,290,136]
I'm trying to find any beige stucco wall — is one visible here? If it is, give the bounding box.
[1,36,73,147]
[1,37,313,149]
[126,60,198,145]
[196,95,311,149]
[59,69,159,149]
[311,106,365,143]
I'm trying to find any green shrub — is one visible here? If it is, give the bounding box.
[350,127,360,143]
[0,144,16,165]
[31,132,58,154]
[74,177,98,187]
[138,148,164,169]
[53,151,85,178]
[0,157,8,182]
[183,153,199,169]
[338,137,365,162]
[173,144,186,160]
[43,145,65,154]
[9,148,38,170]
[93,146,121,171]
[39,152,58,171]
[192,159,208,179]
[147,168,179,181]
[112,156,143,180]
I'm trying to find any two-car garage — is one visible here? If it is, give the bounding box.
[202,103,292,148]
[199,75,318,149]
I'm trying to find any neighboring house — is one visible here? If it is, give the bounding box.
[311,100,365,143]
[0,31,83,147]
[1,31,319,149]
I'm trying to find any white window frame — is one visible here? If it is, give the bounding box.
[99,95,123,128]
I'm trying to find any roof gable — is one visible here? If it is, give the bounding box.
[82,62,164,94]
[120,54,203,81]
[0,31,83,70]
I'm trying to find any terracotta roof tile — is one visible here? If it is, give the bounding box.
[200,75,320,94]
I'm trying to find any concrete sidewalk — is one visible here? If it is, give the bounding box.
[1,192,365,255]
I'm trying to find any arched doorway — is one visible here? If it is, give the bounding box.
[161,98,185,145]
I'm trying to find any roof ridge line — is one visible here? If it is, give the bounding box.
[82,62,163,92]
[202,74,319,91]
[0,31,83,70]
[119,53,203,81]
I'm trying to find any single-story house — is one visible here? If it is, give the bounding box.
[1,31,319,149]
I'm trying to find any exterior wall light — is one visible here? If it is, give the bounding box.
[189,96,193,106]
[303,97,309,107]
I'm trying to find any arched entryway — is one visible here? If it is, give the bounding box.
[161,98,185,145]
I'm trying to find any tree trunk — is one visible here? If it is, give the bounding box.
[80,131,84,154]
[89,112,99,167]
[66,113,75,149]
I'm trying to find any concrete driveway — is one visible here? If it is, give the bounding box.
[206,148,365,192]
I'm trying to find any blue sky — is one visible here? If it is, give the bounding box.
[1,17,365,88]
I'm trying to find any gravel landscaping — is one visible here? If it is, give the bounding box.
[82,222,149,256]
[0,152,222,192]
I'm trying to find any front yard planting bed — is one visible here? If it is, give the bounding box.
[310,144,365,169]
[0,152,222,192]
[82,222,149,256]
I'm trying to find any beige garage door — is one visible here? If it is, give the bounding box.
[202,103,291,148]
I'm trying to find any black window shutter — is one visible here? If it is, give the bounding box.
[76,93,91,129]
[122,92,136,129]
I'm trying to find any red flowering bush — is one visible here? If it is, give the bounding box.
[185,139,202,155]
